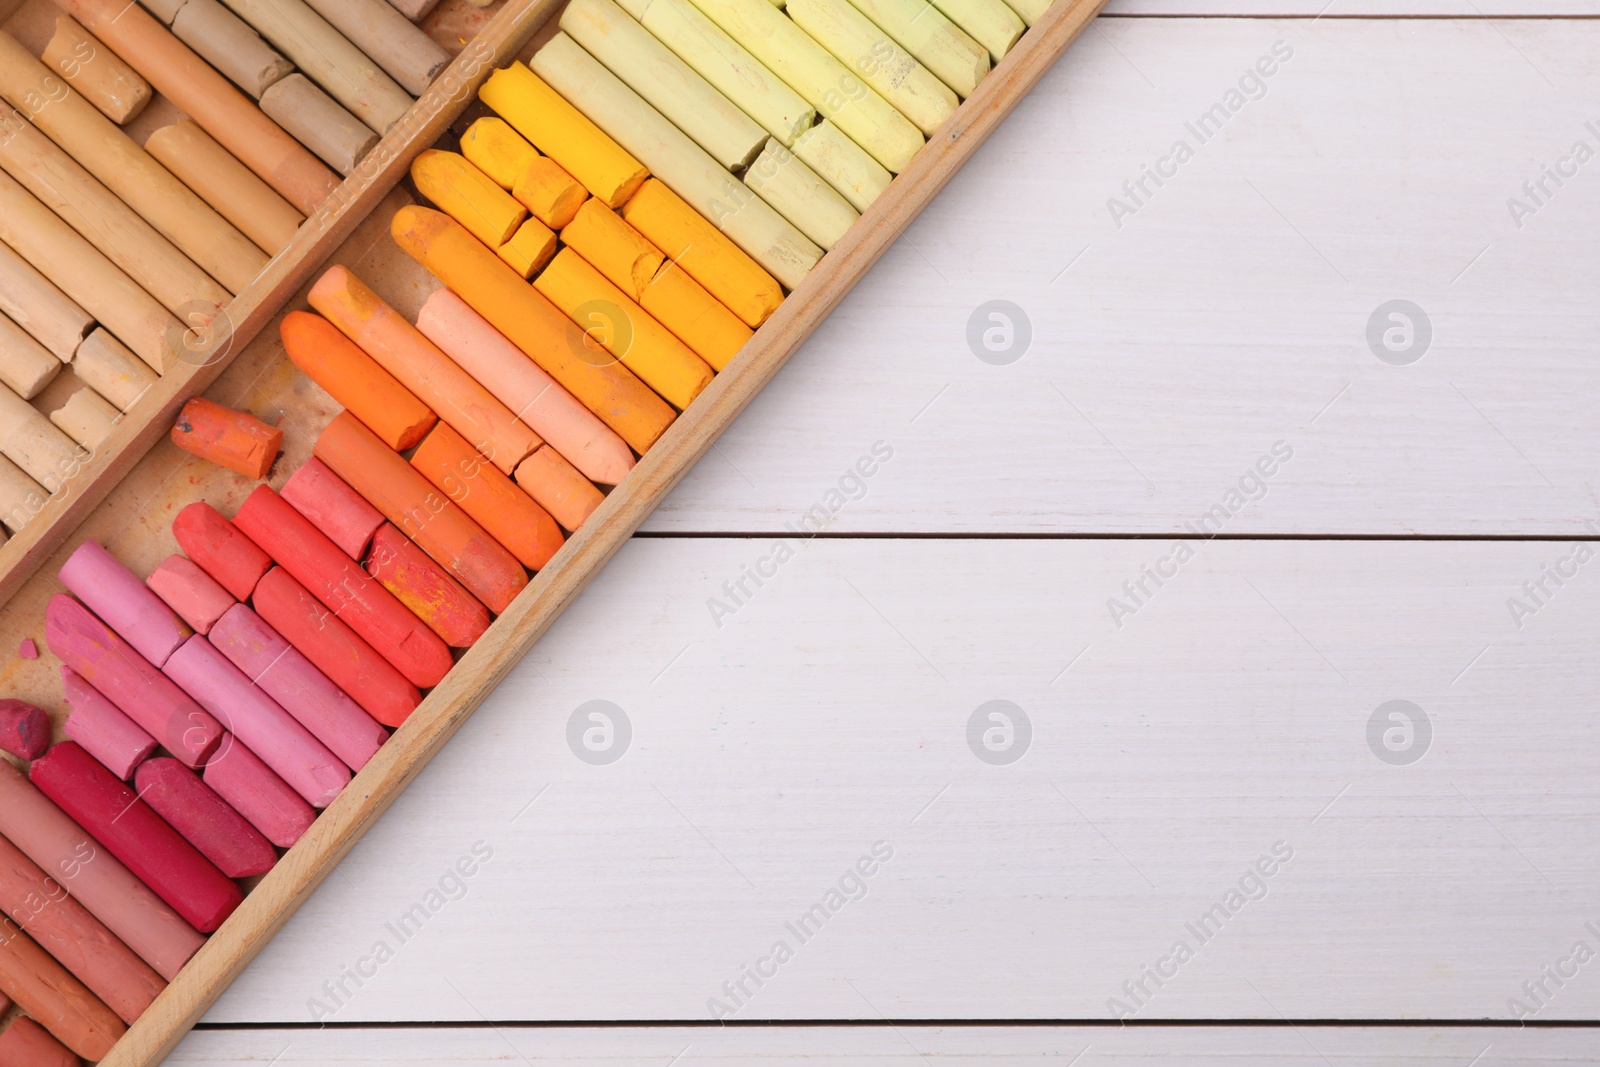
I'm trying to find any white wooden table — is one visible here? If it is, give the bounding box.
[174,5,1600,1063]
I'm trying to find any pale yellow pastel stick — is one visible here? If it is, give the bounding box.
[639,261,752,372]
[37,11,153,122]
[793,119,891,212]
[1000,0,1050,26]
[559,199,665,301]
[930,0,1021,61]
[532,33,822,290]
[0,381,83,491]
[743,139,858,250]
[682,0,924,172]
[618,0,817,146]
[786,0,957,136]
[495,217,558,279]
[34,367,118,448]
[71,329,158,411]
[843,0,987,98]
[461,117,538,189]
[561,0,768,171]
[0,452,49,533]
[0,311,62,400]
[261,73,380,176]
[0,241,92,362]
[146,119,305,257]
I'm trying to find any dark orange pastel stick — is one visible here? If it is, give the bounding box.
[0,916,124,1060]
[366,523,491,648]
[515,444,605,533]
[170,397,282,480]
[410,423,564,571]
[279,310,437,451]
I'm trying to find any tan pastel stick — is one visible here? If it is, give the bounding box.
[72,329,158,411]
[0,241,91,361]
[842,0,988,97]
[786,0,957,136]
[929,0,1021,61]
[0,170,180,373]
[34,368,119,448]
[171,0,295,99]
[0,99,232,320]
[261,74,381,176]
[44,14,153,122]
[141,0,187,22]
[743,139,858,250]
[1000,0,1050,25]
[384,0,443,20]
[0,383,84,491]
[793,118,891,212]
[0,33,268,294]
[302,0,449,97]
[0,312,62,400]
[51,0,340,216]
[217,0,413,133]
[147,119,304,256]
[0,452,49,532]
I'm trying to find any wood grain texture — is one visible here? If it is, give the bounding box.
[1105,3,1600,12]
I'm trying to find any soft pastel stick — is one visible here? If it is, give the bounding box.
[461,116,538,189]
[171,397,284,480]
[410,423,564,571]
[58,540,193,668]
[837,0,988,98]
[513,155,589,230]
[0,831,166,1026]
[314,412,529,614]
[786,0,958,136]
[34,8,152,124]
[251,566,422,728]
[260,73,379,177]
[61,667,158,781]
[0,916,124,1060]
[210,602,389,770]
[0,453,47,534]
[34,369,117,448]
[135,758,276,878]
[0,384,80,493]
[0,700,49,760]
[365,524,490,649]
[411,150,527,248]
[496,216,558,279]
[560,199,664,300]
[308,266,540,475]
[234,485,454,688]
[281,457,384,560]
[930,0,1022,60]
[70,329,157,412]
[515,445,606,532]
[792,119,892,213]
[743,139,859,251]
[302,0,449,96]
[640,260,752,372]
[147,554,236,635]
[30,742,242,933]
[172,501,273,601]
[146,119,304,257]
[201,734,315,848]
[168,0,294,99]
[415,289,634,486]
[0,1014,78,1066]
[45,595,223,767]
[280,311,437,451]
[0,241,91,362]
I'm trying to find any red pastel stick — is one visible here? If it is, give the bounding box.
[60,667,157,780]
[203,736,315,849]
[234,486,453,688]
[29,742,242,933]
[135,758,276,879]
[281,457,384,560]
[366,523,491,649]
[44,594,224,768]
[172,501,272,600]
[0,700,49,760]
[147,554,236,634]
[0,1016,77,1067]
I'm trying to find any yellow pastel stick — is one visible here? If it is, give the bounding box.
[495,217,558,279]
[786,0,957,137]
[560,200,665,300]
[640,261,752,372]
[743,140,858,250]
[460,116,538,189]
[1000,0,1050,25]
[930,0,1021,62]
[513,157,589,230]
[793,119,891,212]
[411,149,527,248]
[842,0,988,98]
[479,64,648,208]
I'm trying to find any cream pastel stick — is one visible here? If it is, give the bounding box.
[50,0,341,216]
[999,0,1049,26]
[0,242,91,363]
[216,0,413,133]
[785,0,957,136]
[147,120,304,256]
[33,369,119,448]
[792,118,891,212]
[841,0,988,98]
[560,0,768,171]
[261,73,381,176]
[302,0,450,96]
[0,454,48,533]
[70,329,157,412]
[0,313,61,400]
[743,139,858,250]
[532,34,822,290]
[169,0,295,99]
[0,384,83,492]
[929,0,1021,61]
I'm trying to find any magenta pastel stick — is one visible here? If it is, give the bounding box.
[0,699,50,760]
[135,758,276,879]
[281,457,385,560]
[58,541,193,668]
[60,667,158,781]
[164,634,350,808]
[147,554,236,635]
[202,735,315,848]
[209,603,387,772]
[45,594,224,768]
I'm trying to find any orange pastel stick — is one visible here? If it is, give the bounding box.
[411,423,564,571]
[308,266,540,475]
[513,156,588,230]
[514,444,605,533]
[170,397,282,480]
[280,311,436,450]
[390,206,674,455]
[315,411,528,614]
[366,523,491,648]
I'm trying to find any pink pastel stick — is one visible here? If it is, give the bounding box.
[417,289,636,486]
[147,554,236,635]
[281,457,384,560]
[0,699,50,760]
[203,735,315,848]
[135,758,276,878]
[45,594,224,768]
[164,634,350,808]
[60,668,158,781]
[209,603,387,772]
[58,541,193,668]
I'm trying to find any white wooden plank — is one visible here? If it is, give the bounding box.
[1105,3,1600,14]
[641,18,1600,536]
[169,1025,1598,1065]
[199,538,1600,1023]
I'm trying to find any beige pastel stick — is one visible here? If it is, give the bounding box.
[302,0,449,97]
[0,452,49,532]
[793,118,890,212]
[620,0,816,146]
[0,383,83,491]
[561,0,768,171]
[533,33,822,290]
[141,0,187,22]
[34,367,119,447]
[261,73,380,176]
[384,0,443,19]
[0,312,62,400]
[786,0,957,136]
[0,241,92,361]
[217,0,413,133]
[0,33,268,294]
[842,0,987,98]
[3,2,156,124]
[930,0,1021,61]
[0,101,231,320]
[0,170,180,373]
[743,139,857,250]
[71,328,158,411]
[171,0,295,99]
[1000,0,1050,25]
[147,119,304,256]
[683,0,923,172]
